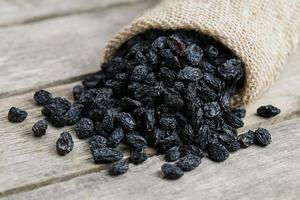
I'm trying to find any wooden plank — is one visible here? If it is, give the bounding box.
[0,81,153,197]
[242,45,300,129]
[0,0,143,27]
[3,117,300,200]
[0,0,157,98]
[0,43,299,197]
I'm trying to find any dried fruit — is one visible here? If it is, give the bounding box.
[56,132,74,156]
[8,107,28,123]
[237,131,255,148]
[108,128,125,148]
[32,119,48,137]
[92,147,123,163]
[177,67,202,82]
[75,118,94,139]
[175,154,201,171]
[161,163,184,180]
[130,148,148,164]
[165,146,181,162]
[34,90,53,106]
[109,159,129,175]
[159,116,177,130]
[89,135,108,152]
[254,128,272,146]
[203,102,221,118]
[207,143,229,162]
[131,65,148,82]
[116,112,136,131]
[184,44,203,66]
[257,105,281,118]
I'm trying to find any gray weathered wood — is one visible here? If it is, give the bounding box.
[0,0,157,98]
[0,0,143,27]
[0,43,299,197]
[3,118,300,200]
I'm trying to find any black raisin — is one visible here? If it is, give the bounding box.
[89,135,108,152]
[254,128,272,146]
[165,146,181,162]
[237,130,255,148]
[34,90,53,106]
[130,148,148,164]
[175,154,201,171]
[116,112,136,131]
[223,111,244,128]
[218,134,240,152]
[159,116,177,130]
[75,118,94,139]
[217,59,243,81]
[257,105,281,118]
[131,65,148,82]
[92,147,123,163]
[184,44,203,66]
[108,128,125,148]
[126,132,148,149]
[161,163,184,180]
[8,107,28,123]
[109,159,129,176]
[203,102,221,118]
[207,142,229,162]
[177,67,202,82]
[56,132,74,156]
[64,104,83,125]
[32,119,48,137]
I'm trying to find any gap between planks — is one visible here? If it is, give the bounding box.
[0,0,158,99]
[0,59,300,197]
[3,117,300,200]
[0,0,146,28]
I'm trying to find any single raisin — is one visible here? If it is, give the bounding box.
[8,107,28,123]
[257,105,281,118]
[32,119,48,137]
[56,132,74,156]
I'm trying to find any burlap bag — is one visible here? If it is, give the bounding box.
[104,0,300,104]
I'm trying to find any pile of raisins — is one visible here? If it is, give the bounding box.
[8,30,280,179]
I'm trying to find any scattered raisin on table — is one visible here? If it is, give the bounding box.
[254,128,272,146]
[257,105,281,118]
[237,131,255,148]
[161,163,184,180]
[32,119,48,137]
[109,159,129,176]
[8,107,28,123]
[56,132,74,156]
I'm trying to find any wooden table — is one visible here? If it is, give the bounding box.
[0,0,299,199]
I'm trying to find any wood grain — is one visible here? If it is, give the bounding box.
[0,0,157,98]
[0,0,143,27]
[0,81,154,197]
[0,51,299,197]
[3,118,300,200]
[0,42,299,197]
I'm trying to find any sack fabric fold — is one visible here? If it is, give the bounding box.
[104,0,300,104]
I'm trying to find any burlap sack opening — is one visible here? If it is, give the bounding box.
[104,0,300,105]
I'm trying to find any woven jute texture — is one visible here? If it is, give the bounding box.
[104,0,300,104]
